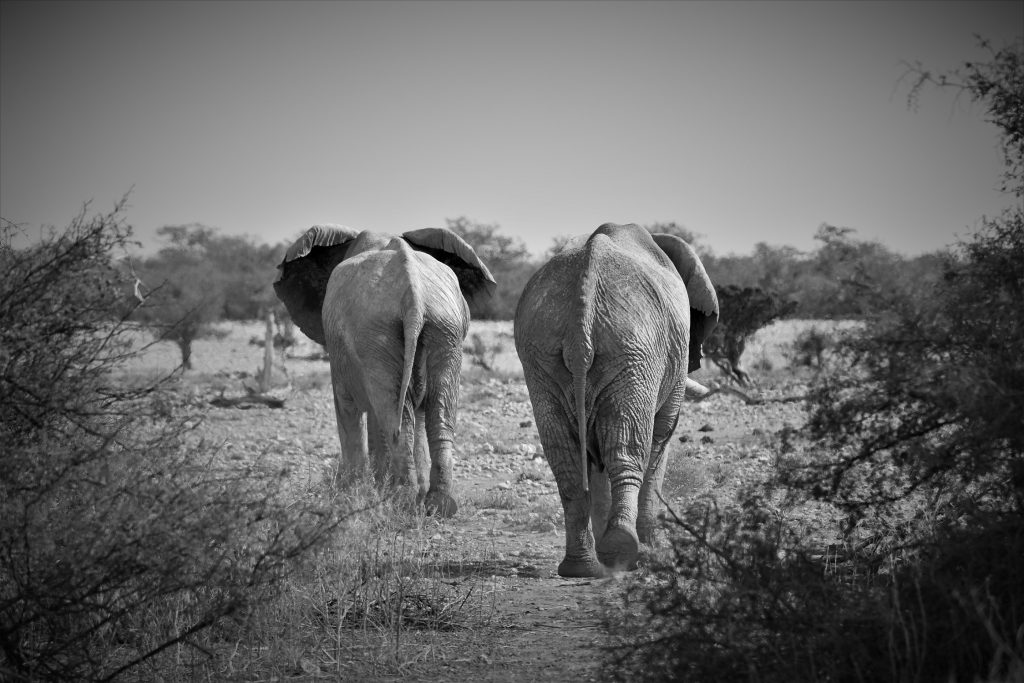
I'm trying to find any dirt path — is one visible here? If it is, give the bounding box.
[165,322,805,681]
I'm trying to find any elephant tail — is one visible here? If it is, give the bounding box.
[397,251,425,441]
[568,253,599,494]
[573,355,591,493]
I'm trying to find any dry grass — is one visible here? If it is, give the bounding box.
[208,482,508,681]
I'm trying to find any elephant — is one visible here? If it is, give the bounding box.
[274,224,495,516]
[513,223,719,577]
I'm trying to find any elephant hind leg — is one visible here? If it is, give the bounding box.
[589,465,611,542]
[421,409,458,518]
[420,337,460,518]
[592,395,652,571]
[413,407,429,504]
[590,469,641,572]
[637,386,684,544]
[331,365,368,481]
[527,383,603,577]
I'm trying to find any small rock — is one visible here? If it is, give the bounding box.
[497,481,512,490]
[678,434,692,443]
[700,435,715,444]
[519,420,533,428]
[698,423,714,432]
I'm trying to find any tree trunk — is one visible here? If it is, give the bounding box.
[178,338,192,370]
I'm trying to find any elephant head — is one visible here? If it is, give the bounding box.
[274,224,495,516]
[514,222,718,577]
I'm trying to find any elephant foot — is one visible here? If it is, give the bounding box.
[557,556,605,578]
[424,490,458,518]
[597,526,639,573]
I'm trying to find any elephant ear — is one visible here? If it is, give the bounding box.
[274,224,361,345]
[401,228,498,304]
[651,233,720,373]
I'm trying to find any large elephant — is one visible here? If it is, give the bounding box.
[514,223,719,577]
[274,225,495,517]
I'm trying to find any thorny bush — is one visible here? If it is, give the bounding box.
[0,200,341,681]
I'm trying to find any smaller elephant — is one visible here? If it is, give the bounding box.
[274,225,495,516]
[514,223,718,576]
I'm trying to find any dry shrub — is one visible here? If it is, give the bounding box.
[0,201,340,681]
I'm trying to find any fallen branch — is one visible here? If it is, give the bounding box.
[210,394,286,409]
[687,385,808,406]
[688,385,762,405]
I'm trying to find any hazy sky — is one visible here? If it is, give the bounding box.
[2,1,1021,257]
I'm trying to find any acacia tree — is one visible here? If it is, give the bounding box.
[702,284,795,384]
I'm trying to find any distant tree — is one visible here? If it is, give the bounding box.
[703,284,795,384]
[704,242,805,308]
[205,235,285,320]
[798,224,906,318]
[705,229,939,320]
[133,225,286,367]
[446,216,538,320]
[544,233,580,259]
[134,224,227,369]
[445,216,529,263]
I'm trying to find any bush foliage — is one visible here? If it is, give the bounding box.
[0,201,339,681]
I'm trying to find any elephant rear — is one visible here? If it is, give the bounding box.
[274,224,495,517]
[322,242,464,449]
[514,223,719,577]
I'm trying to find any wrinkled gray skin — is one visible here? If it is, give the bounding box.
[275,225,495,517]
[514,223,719,577]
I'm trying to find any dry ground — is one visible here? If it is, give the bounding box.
[124,320,823,681]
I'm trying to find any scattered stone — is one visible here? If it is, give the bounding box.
[700,435,715,444]
[698,423,714,432]
[519,420,533,428]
